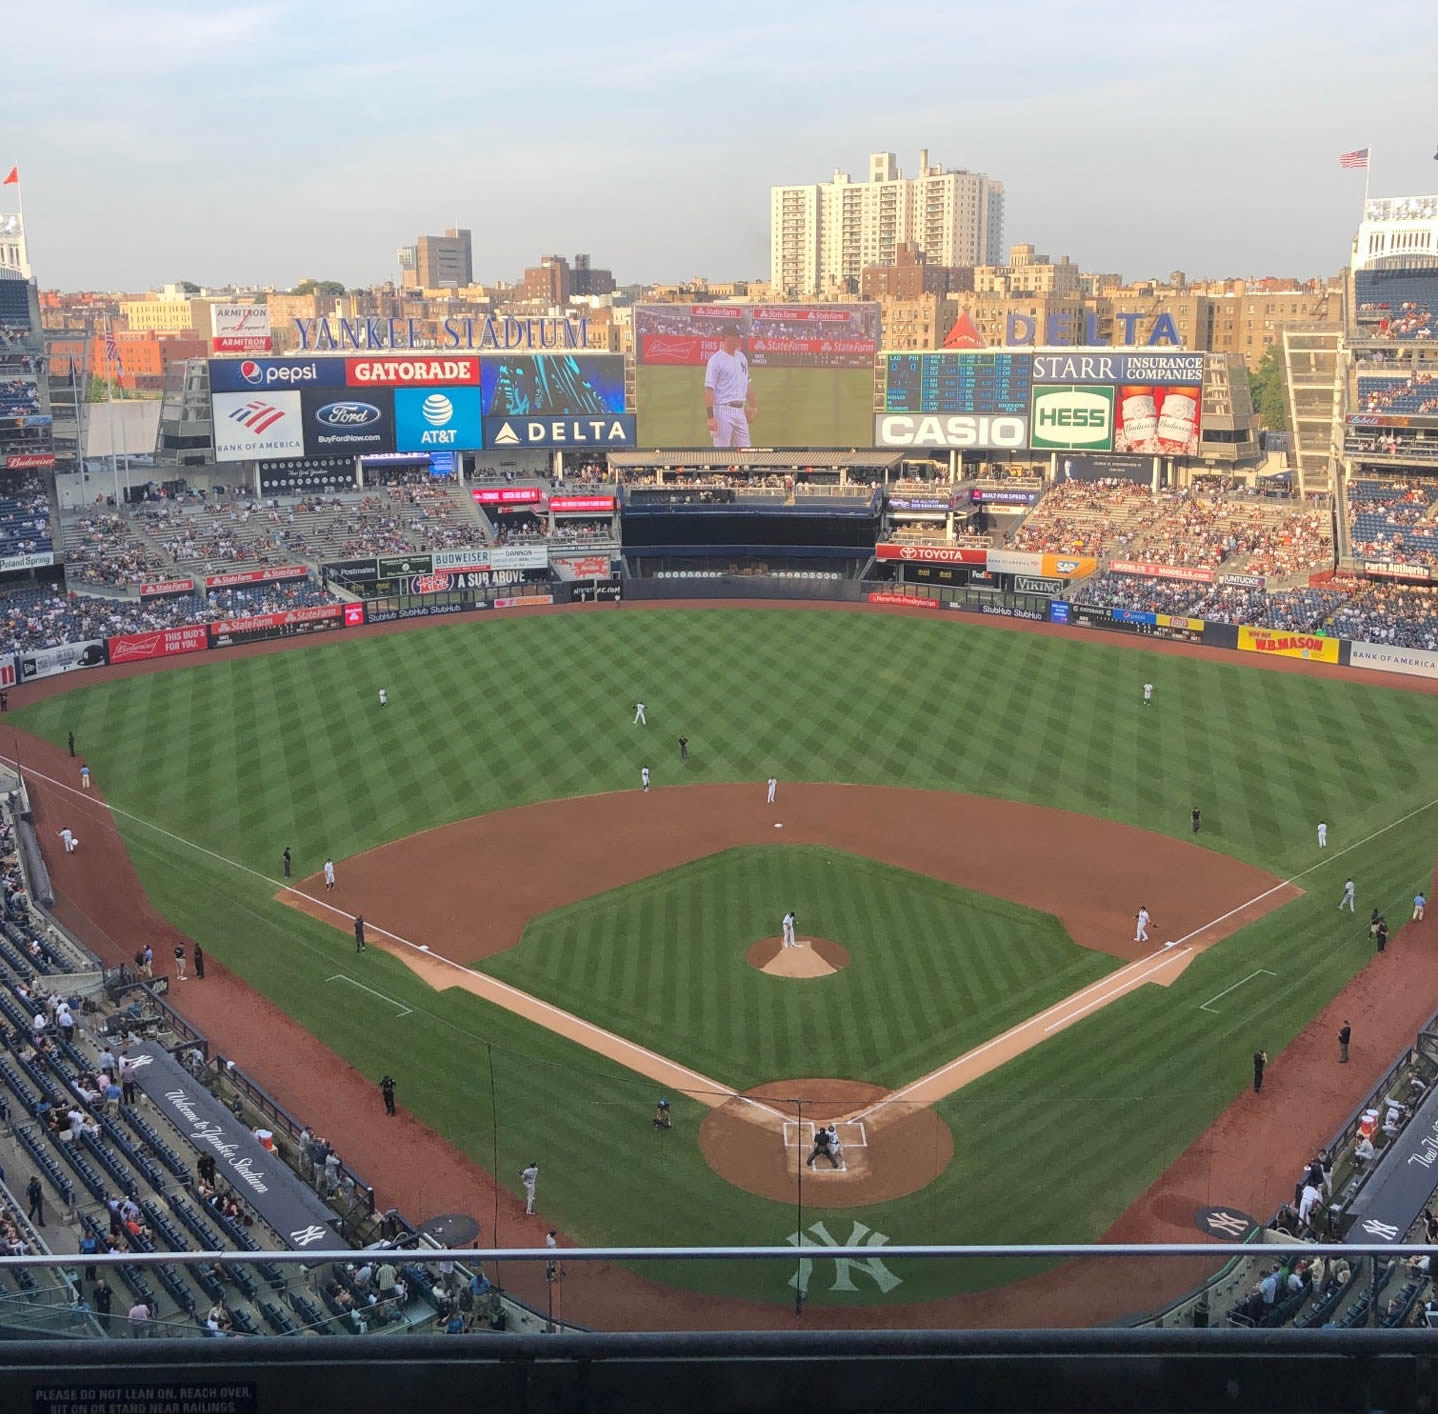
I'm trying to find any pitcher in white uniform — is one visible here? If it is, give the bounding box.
[704,324,756,449]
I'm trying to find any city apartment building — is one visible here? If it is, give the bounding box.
[772,150,1003,298]
[398,227,473,290]
[861,243,973,300]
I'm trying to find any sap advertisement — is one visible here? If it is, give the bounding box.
[299,387,395,456]
[479,353,632,450]
[634,304,879,449]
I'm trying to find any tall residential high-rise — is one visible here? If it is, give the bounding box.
[401,227,473,289]
[771,150,1003,298]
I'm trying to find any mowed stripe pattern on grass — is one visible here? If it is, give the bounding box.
[481,846,1116,1092]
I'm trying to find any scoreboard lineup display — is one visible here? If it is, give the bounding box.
[883,352,1033,415]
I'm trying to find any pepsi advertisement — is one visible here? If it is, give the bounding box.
[208,356,347,393]
[300,387,394,456]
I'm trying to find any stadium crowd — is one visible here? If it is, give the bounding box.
[0,471,56,557]
[1347,478,1438,568]
[1358,373,1438,416]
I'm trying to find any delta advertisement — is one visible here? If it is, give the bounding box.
[210,305,272,356]
[1236,625,1340,663]
[634,304,879,449]
[480,353,631,450]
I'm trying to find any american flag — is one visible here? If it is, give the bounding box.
[1339,148,1370,169]
[104,327,122,373]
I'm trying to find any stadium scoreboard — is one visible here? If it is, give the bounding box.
[883,352,1033,416]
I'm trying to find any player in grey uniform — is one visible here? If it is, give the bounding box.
[704,323,756,449]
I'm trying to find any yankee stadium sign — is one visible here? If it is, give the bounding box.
[293,316,589,352]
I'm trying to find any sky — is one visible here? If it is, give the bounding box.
[4,0,1438,293]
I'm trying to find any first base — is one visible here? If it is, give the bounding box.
[1164,940,1177,948]
[774,823,783,829]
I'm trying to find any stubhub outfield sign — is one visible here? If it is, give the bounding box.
[482,414,636,449]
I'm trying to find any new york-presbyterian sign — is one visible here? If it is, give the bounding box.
[294,315,590,352]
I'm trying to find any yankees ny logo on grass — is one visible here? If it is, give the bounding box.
[785,1220,902,1297]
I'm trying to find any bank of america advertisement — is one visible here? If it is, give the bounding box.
[479,353,632,450]
[634,303,879,449]
[212,391,304,460]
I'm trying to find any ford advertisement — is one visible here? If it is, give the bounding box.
[300,387,394,456]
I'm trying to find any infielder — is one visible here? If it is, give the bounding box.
[520,1161,539,1216]
[378,689,388,708]
[782,910,797,948]
[633,701,646,725]
[766,776,777,804]
[1317,821,1328,848]
[1134,906,1151,943]
[57,828,77,854]
[704,323,755,449]
[1340,877,1355,912]
[641,765,650,792]
[1142,683,1153,705]
[324,858,336,891]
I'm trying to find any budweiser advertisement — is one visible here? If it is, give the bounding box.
[1108,560,1214,584]
[1114,384,1201,456]
[874,543,986,565]
[204,565,309,589]
[633,302,879,448]
[107,625,210,662]
[472,487,543,506]
[210,303,272,355]
[4,452,55,470]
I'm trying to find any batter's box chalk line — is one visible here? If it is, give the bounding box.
[782,1120,869,1149]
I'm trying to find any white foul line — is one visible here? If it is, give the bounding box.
[1199,969,1276,1014]
[1040,948,1194,1033]
[326,974,413,1018]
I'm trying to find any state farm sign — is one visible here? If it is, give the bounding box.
[874,542,986,565]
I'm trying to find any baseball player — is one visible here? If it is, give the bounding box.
[633,701,646,725]
[324,858,336,891]
[57,827,77,854]
[1142,683,1153,706]
[520,1161,539,1216]
[1339,877,1355,912]
[1415,892,1426,922]
[766,776,777,805]
[641,766,650,792]
[826,1124,845,1170]
[704,323,755,449]
[1317,821,1328,848]
[1191,807,1201,835]
[80,763,92,790]
[782,910,797,949]
[1134,906,1151,944]
[378,689,388,708]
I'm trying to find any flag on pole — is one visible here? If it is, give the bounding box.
[1,166,16,186]
[104,328,123,375]
[1339,148,1370,169]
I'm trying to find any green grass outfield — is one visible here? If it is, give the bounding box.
[482,845,1116,1091]
[634,365,874,448]
[15,609,1438,1307]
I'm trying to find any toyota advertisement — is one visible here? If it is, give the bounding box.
[634,304,879,449]
[480,353,631,451]
[300,388,394,455]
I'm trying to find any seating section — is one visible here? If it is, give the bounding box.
[0,471,55,558]
[1347,478,1438,568]
[1356,373,1438,416]
[1356,268,1438,341]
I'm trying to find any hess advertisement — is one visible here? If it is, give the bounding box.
[479,353,632,450]
[634,304,879,449]
[1028,385,1116,452]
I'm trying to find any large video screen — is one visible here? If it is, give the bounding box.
[634,304,879,449]
[478,353,630,450]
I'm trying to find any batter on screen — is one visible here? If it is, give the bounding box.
[704,323,756,449]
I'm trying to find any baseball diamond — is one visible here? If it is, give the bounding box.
[10,603,1438,1323]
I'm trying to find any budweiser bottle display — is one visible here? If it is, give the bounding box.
[1117,386,1158,453]
[1156,385,1201,456]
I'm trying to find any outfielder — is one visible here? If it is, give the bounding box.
[704,323,756,449]
[782,910,797,948]
[633,701,646,725]
[324,858,336,891]
[641,765,650,792]
[521,1161,539,1216]
[1142,683,1153,705]
[1340,877,1355,912]
[766,776,777,805]
[1134,906,1150,944]
[378,689,388,708]
[1317,821,1328,848]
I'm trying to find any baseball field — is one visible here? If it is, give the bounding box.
[12,605,1438,1322]
[634,365,875,446]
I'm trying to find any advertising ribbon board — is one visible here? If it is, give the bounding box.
[1236,626,1339,663]
[1364,561,1432,583]
[365,602,488,624]
[1347,642,1438,681]
[432,548,492,572]
[1217,573,1267,590]
[204,565,309,590]
[549,496,616,513]
[488,545,549,571]
[0,551,54,572]
[17,641,106,681]
[1109,560,1214,584]
[874,543,986,565]
[472,487,543,506]
[209,604,347,648]
[867,593,940,608]
[107,625,210,662]
[139,578,195,599]
[322,559,381,586]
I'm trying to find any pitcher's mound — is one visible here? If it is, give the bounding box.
[746,936,850,978]
[699,1078,953,1207]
